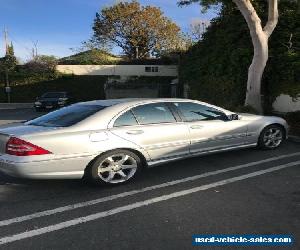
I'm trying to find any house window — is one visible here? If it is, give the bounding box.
[145,66,159,73]
[152,66,158,72]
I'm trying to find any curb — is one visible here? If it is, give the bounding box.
[0,103,33,110]
[288,135,300,143]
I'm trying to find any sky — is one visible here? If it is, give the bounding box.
[0,0,219,62]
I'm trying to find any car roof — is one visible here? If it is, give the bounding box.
[70,98,233,131]
[42,91,67,95]
[77,98,199,107]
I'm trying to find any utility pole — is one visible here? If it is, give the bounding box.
[3,27,9,53]
[32,40,38,59]
[3,27,11,103]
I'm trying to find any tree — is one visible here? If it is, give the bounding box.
[92,1,182,59]
[26,55,57,71]
[0,42,17,71]
[24,55,57,73]
[179,0,280,113]
[189,20,210,42]
[0,42,17,102]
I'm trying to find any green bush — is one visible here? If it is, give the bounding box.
[179,1,299,112]
[285,111,300,125]
[0,75,175,103]
[0,75,107,103]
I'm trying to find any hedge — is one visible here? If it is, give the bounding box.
[179,1,299,113]
[0,75,107,103]
[0,75,175,103]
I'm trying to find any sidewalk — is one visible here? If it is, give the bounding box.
[288,135,300,143]
[0,103,33,110]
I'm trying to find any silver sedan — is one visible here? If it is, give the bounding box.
[0,98,288,185]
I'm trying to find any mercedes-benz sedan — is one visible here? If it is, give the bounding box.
[0,98,288,185]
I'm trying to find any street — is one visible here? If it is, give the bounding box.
[0,109,299,249]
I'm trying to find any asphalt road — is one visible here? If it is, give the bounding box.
[0,109,299,250]
[0,108,45,126]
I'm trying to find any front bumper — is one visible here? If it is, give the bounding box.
[34,102,63,109]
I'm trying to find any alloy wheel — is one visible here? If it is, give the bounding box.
[97,153,138,184]
[263,127,283,149]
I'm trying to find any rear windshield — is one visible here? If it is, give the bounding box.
[26,105,107,127]
[42,92,66,98]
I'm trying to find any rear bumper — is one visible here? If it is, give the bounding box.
[0,154,96,179]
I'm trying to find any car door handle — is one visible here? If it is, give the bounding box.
[190,125,204,129]
[126,130,144,135]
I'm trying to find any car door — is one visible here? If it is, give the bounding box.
[109,102,190,161]
[172,102,248,154]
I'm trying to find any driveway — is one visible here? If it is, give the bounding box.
[0,109,299,249]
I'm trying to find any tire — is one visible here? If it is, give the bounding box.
[85,149,143,185]
[258,124,285,150]
[35,107,42,112]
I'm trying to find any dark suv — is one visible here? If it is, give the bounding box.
[34,92,72,111]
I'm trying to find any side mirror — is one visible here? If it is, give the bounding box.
[228,114,239,121]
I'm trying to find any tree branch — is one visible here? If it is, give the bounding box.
[232,0,263,36]
[263,0,279,38]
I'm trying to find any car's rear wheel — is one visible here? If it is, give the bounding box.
[258,124,285,149]
[86,150,142,185]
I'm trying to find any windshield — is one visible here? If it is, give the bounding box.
[41,92,66,98]
[26,104,107,127]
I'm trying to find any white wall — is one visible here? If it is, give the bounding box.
[56,65,178,77]
[273,94,300,113]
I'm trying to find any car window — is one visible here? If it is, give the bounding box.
[114,111,138,127]
[26,104,107,127]
[132,103,176,125]
[174,102,227,122]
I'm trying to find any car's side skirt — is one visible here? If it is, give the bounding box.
[147,143,258,167]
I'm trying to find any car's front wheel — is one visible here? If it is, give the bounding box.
[86,150,142,185]
[258,124,285,149]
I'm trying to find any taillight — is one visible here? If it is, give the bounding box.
[6,137,52,156]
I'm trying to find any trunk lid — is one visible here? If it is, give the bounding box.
[0,125,59,137]
[0,125,62,154]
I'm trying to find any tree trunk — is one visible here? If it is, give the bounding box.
[233,0,278,114]
[245,33,268,112]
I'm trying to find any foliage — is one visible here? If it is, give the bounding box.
[0,43,17,73]
[179,2,251,110]
[92,1,184,59]
[0,55,59,90]
[179,1,299,112]
[178,0,224,11]
[58,50,178,65]
[59,49,121,65]
[0,75,107,103]
[280,111,300,136]
[264,0,300,110]
[188,20,210,42]
[233,105,259,114]
[0,75,175,103]
[24,55,58,73]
